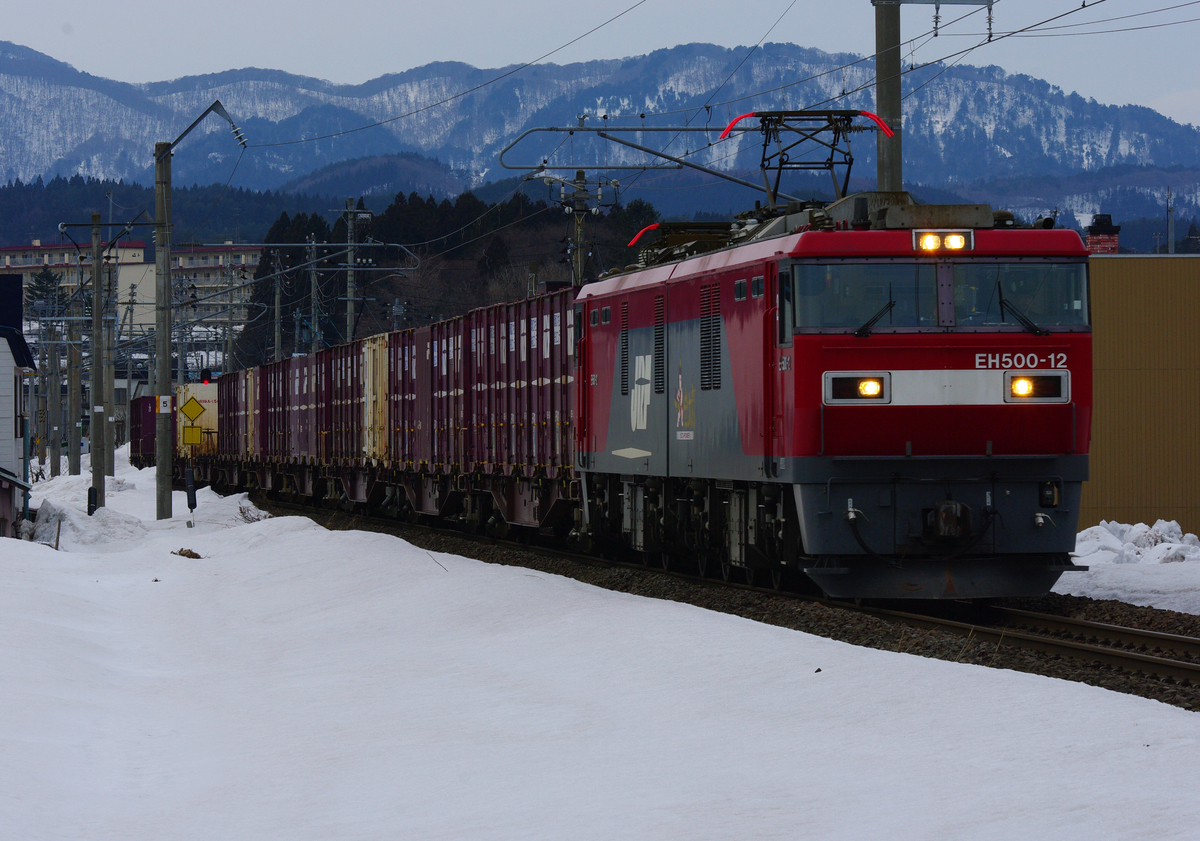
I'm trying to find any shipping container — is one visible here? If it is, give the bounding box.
[1081,255,1200,532]
[173,383,218,457]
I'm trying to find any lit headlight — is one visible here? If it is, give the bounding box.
[825,372,891,404]
[1004,371,1069,403]
[913,230,974,252]
[1011,377,1034,398]
[858,378,883,397]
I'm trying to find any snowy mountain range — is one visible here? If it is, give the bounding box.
[2,39,1198,224]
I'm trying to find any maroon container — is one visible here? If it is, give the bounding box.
[328,341,364,463]
[128,394,166,466]
[217,371,239,457]
[388,330,416,467]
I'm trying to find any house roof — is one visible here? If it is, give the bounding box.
[0,326,35,369]
[0,465,32,493]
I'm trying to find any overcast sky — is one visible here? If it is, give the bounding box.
[12,0,1200,126]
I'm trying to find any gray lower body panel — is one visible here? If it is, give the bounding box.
[804,555,1084,600]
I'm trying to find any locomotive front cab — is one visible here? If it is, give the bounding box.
[777,222,1093,598]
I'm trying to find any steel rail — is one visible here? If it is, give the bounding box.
[989,606,1200,659]
[840,603,1200,684]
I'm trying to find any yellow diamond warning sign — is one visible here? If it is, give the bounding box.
[180,396,206,422]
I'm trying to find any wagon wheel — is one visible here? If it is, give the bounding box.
[743,566,756,587]
[695,553,709,578]
[770,567,784,591]
[720,562,733,583]
[657,552,670,572]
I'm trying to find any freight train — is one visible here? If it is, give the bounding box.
[177,189,1092,600]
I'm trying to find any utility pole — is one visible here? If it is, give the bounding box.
[36,327,47,465]
[273,252,282,361]
[154,140,174,520]
[68,261,81,476]
[572,170,588,286]
[872,2,994,192]
[309,237,320,354]
[226,270,235,374]
[104,259,116,475]
[90,214,106,509]
[345,199,356,341]
[874,1,903,192]
[1167,187,1175,254]
[49,321,61,477]
[151,100,246,519]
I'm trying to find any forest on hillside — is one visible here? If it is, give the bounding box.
[0,175,332,249]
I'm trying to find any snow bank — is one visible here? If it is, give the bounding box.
[1057,519,1200,613]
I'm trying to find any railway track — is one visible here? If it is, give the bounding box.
[844,602,1200,685]
[251,492,1200,696]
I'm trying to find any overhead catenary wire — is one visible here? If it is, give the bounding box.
[956,0,1200,36]
[569,0,1126,207]
[248,0,650,149]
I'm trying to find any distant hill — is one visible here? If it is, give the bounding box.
[2,40,1198,246]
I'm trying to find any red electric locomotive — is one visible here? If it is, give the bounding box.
[195,184,1090,600]
[575,192,1091,598]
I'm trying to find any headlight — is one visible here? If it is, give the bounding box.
[1004,372,1069,403]
[825,372,891,404]
[858,378,883,397]
[913,230,974,252]
[1011,377,1034,397]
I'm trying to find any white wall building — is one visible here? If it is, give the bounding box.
[0,308,35,537]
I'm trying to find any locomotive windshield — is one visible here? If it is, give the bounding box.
[792,262,936,330]
[785,259,1089,334]
[952,262,1089,329]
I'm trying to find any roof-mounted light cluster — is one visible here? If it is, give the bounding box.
[914,230,974,252]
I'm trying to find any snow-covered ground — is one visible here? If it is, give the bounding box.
[5,449,1200,839]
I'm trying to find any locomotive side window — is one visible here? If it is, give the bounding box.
[751,276,764,298]
[590,309,599,326]
[734,279,747,301]
[601,307,611,324]
[778,268,794,346]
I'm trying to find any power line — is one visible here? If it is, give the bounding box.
[995,14,1200,37]
[249,1,650,149]
[574,1,1118,203]
[956,1,1200,35]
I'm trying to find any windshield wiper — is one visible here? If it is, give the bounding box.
[997,285,1048,336]
[854,300,896,337]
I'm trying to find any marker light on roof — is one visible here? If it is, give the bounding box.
[913,230,974,252]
